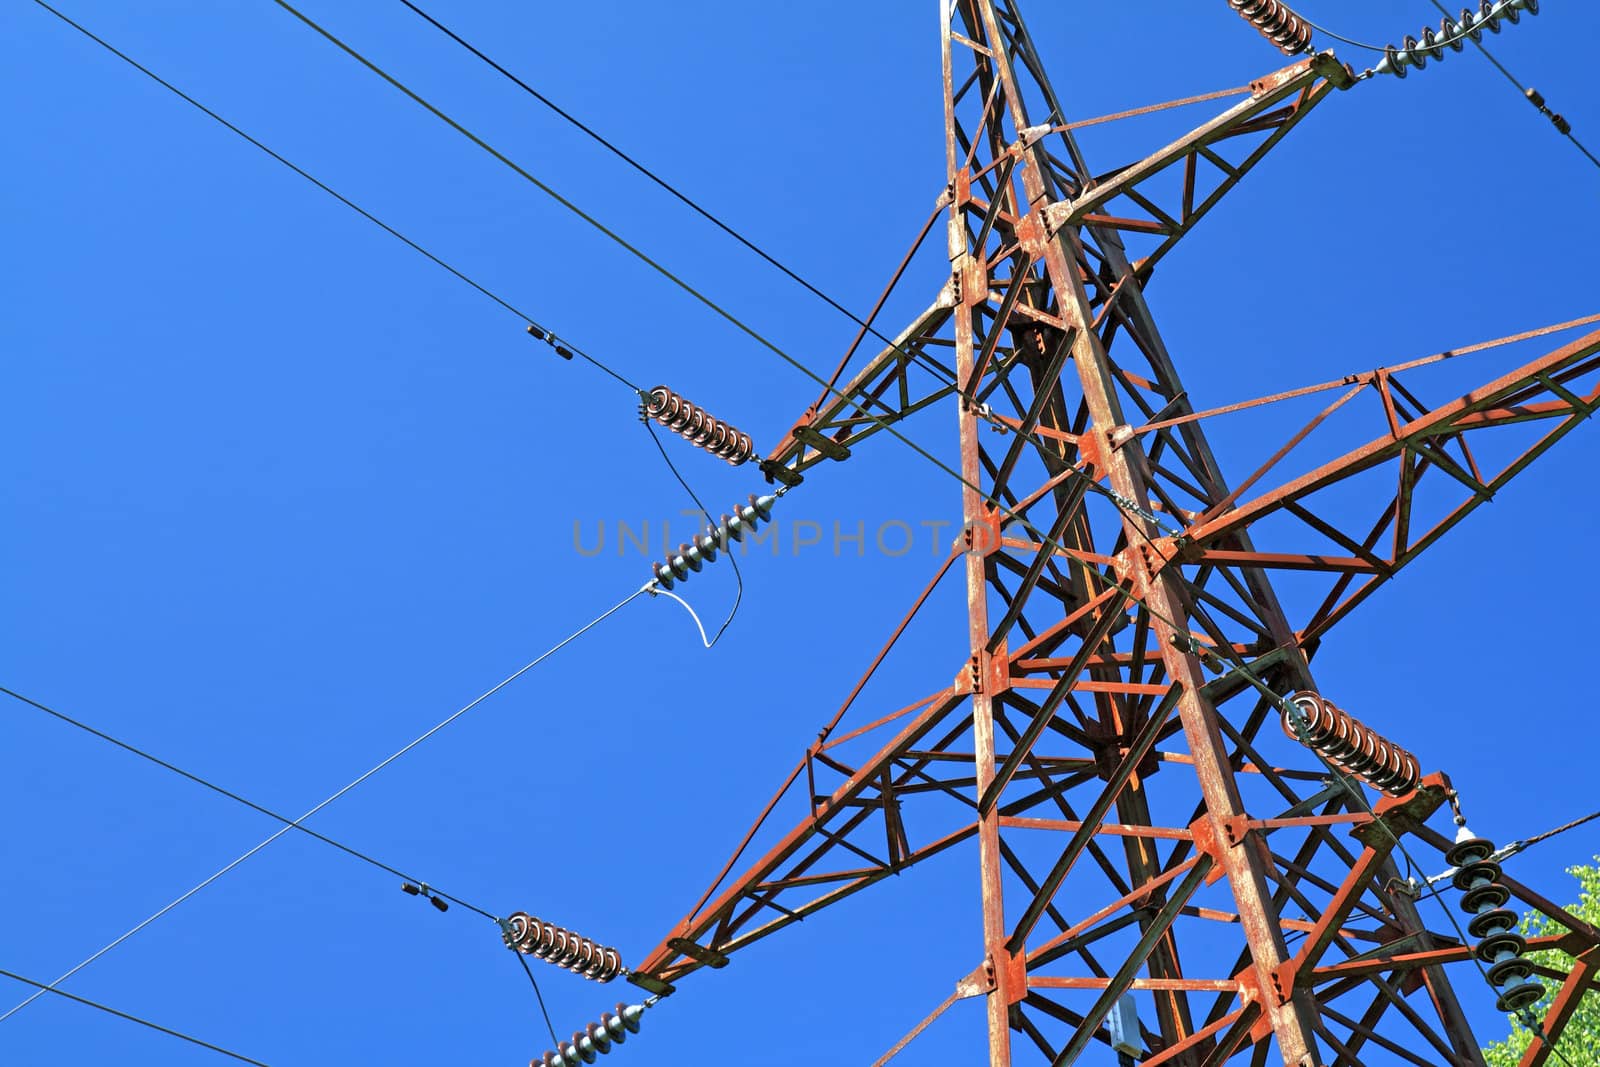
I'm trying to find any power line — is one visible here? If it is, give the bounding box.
[1419,0,1600,172]
[268,3,1005,492]
[1216,663,1583,1067]
[291,0,1178,542]
[513,951,561,1049]
[0,966,269,1066]
[1520,808,1600,850]
[273,0,1181,551]
[1292,12,1387,52]
[23,0,639,394]
[0,685,497,920]
[394,0,956,388]
[1299,0,1599,173]
[28,0,752,637]
[0,584,650,1023]
[40,8,1587,1057]
[274,4,1451,803]
[278,7,1596,1059]
[32,0,1180,647]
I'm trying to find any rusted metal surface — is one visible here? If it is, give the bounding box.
[629,1,1599,1062]
[1521,946,1596,1067]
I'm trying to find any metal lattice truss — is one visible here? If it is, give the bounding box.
[631,3,1600,1064]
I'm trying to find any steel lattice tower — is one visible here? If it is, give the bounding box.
[621,3,1600,1063]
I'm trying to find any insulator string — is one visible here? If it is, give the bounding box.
[1225,0,1312,55]
[1367,0,1539,79]
[531,1000,657,1067]
[1281,691,1422,795]
[503,913,626,984]
[642,385,756,466]
[649,494,779,591]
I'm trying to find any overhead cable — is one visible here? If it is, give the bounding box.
[28,0,751,642]
[1421,0,1600,171]
[267,0,1175,544]
[24,0,639,394]
[395,0,959,389]
[513,952,562,1050]
[0,584,649,1023]
[1424,808,1600,885]
[0,685,497,920]
[0,966,269,1066]
[1297,0,1598,172]
[311,5,1597,1051]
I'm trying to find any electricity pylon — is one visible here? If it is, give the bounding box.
[626,3,1600,1063]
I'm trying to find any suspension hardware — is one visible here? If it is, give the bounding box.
[1445,829,1544,1013]
[642,385,756,465]
[1225,0,1312,55]
[758,457,805,488]
[532,1002,650,1067]
[1282,691,1422,796]
[793,424,851,462]
[1372,1,1539,78]
[503,912,625,983]
[400,882,449,912]
[650,494,777,590]
[666,937,730,968]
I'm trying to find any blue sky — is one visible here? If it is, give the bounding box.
[3,2,1598,1065]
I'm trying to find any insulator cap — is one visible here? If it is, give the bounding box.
[1468,908,1519,939]
[1487,953,1537,988]
[1496,979,1544,1013]
[1446,834,1496,868]
[1475,931,1528,966]
[1452,860,1503,894]
[1461,881,1511,915]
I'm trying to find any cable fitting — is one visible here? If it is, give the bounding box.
[527,323,575,360]
[1524,87,1571,134]
[400,882,449,912]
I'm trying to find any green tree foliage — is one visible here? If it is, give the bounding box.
[1483,859,1600,1066]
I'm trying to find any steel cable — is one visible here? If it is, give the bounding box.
[0,685,497,920]
[23,0,639,395]
[394,0,959,390]
[0,585,649,1023]
[1420,0,1600,173]
[0,966,269,1065]
[34,7,1592,1053]
[267,0,1179,547]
